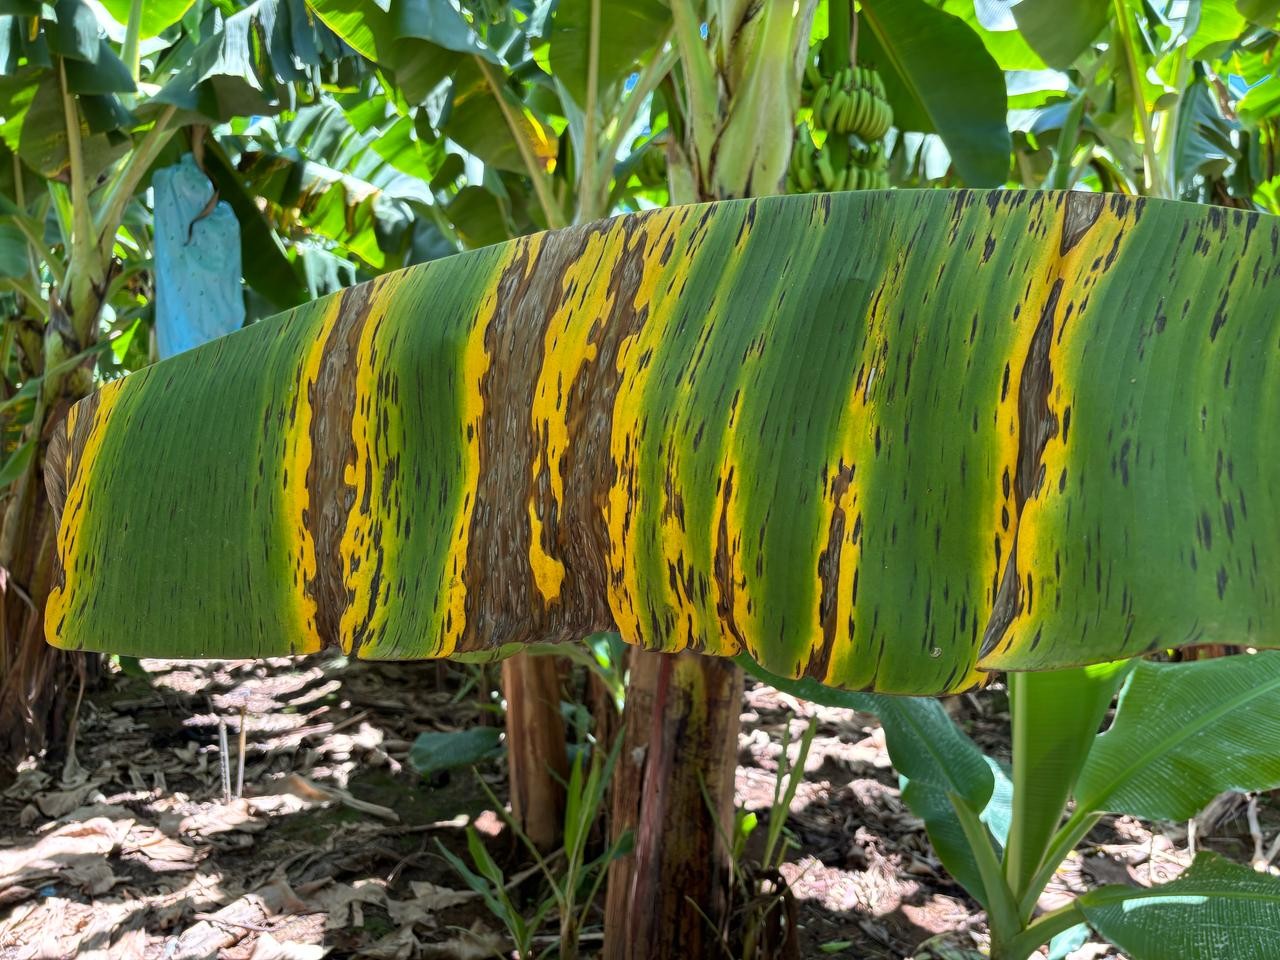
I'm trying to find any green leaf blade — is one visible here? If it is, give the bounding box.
[1005,663,1130,900]
[1075,653,1280,821]
[1012,0,1110,69]
[859,0,1011,186]
[900,755,1012,909]
[44,192,1280,696]
[1079,853,1280,960]
[548,0,669,110]
[100,0,196,38]
[408,727,503,777]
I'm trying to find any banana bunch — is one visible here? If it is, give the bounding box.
[808,65,893,141]
[846,140,889,190]
[787,128,890,193]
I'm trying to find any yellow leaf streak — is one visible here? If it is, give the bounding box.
[820,224,912,687]
[528,227,622,604]
[986,204,1129,664]
[432,238,542,655]
[715,210,795,661]
[46,379,127,648]
[606,208,698,647]
[280,297,345,654]
[338,276,399,654]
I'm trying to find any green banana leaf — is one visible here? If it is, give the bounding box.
[43,190,1280,695]
[1077,852,1280,960]
[1075,652,1280,820]
[1005,662,1131,900]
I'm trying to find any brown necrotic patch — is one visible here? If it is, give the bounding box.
[553,217,672,639]
[460,228,596,649]
[46,396,95,537]
[981,193,1103,659]
[45,390,103,596]
[807,463,855,681]
[305,282,375,649]
[457,210,685,652]
[713,465,746,653]
[1060,191,1106,256]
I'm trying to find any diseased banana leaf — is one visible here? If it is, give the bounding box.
[44,190,1280,694]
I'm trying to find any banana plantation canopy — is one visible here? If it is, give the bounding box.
[45,190,1280,695]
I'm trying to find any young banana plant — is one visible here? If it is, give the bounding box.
[742,654,1280,960]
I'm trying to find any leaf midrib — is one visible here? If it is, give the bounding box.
[1085,885,1280,906]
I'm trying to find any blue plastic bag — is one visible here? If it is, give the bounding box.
[153,154,245,358]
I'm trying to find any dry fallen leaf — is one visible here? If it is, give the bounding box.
[73,900,142,960]
[64,857,117,895]
[123,823,204,868]
[0,817,128,896]
[385,881,477,925]
[261,774,399,822]
[248,932,328,959]
[3,766,51,800]
[0,884,36,907]
[245,793,314,817]
[306,879,387,930]
[358,925,420,960]
[419,922,508,960]
[178,799,268,838]
[33,783,104,818]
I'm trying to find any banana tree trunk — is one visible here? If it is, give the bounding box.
[502,651,569,849]
[604,648,742,958]
[0,269,107,773]
[0,445,76,768]
[602,648,658,949]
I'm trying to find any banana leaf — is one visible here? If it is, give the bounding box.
[43,190,1280,695]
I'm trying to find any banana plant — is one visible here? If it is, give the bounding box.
[221,91,464,276]
[741,651,1280,960]
[44,187,1280,686]
[601,4,1012,953]
[0,0,357,762]
[42,173,1280,956]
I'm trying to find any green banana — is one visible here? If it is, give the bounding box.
[797,161,814,191]
[815,149,836,190]
[860,98,880,139]
[826,90,847,130]
[811,83,830,126]
[855,88,872,135]
[802,62,893,144]
[839,92,856,132]
[876,98,894,138]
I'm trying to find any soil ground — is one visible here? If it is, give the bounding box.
[0,656,1274,959]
